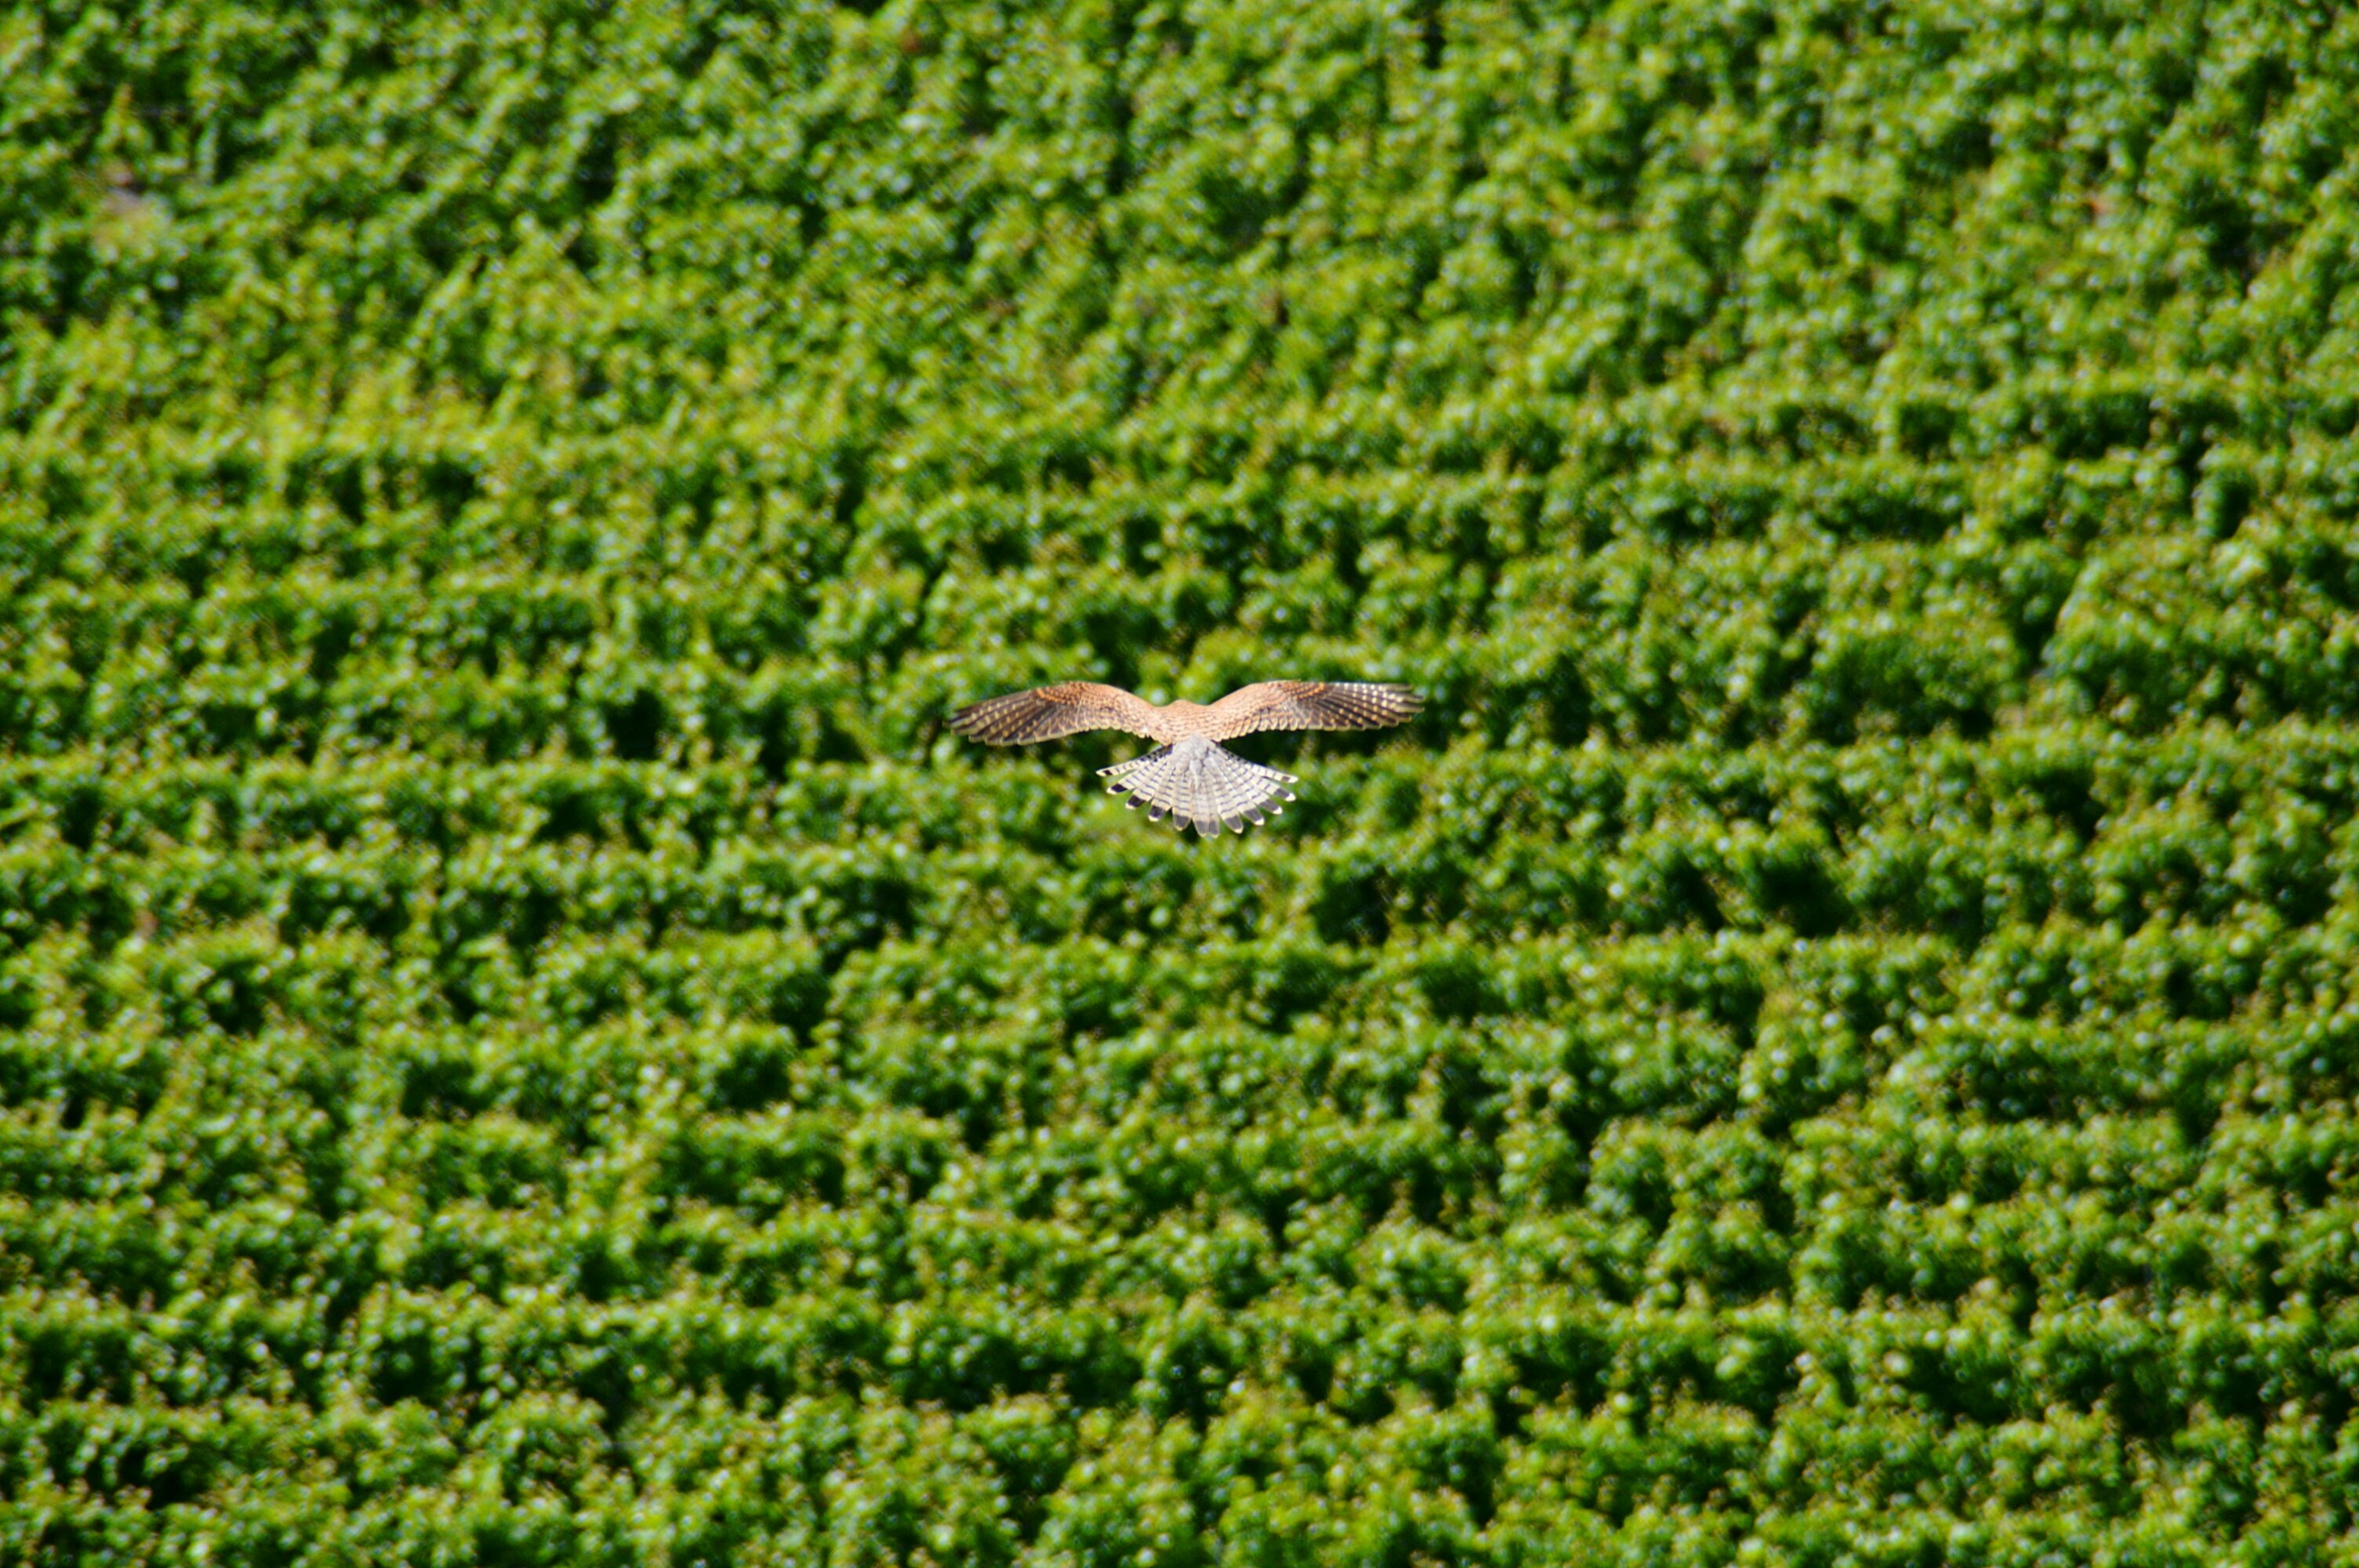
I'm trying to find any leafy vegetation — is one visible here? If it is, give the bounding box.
[5,0,2359,1561]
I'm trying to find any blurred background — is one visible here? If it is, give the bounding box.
[4,1,2357,1562]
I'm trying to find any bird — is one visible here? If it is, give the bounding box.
[949,680,1423,837]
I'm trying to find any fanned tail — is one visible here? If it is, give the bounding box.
[1097,742,1297,837]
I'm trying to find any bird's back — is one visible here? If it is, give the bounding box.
[1158,699,1217,739]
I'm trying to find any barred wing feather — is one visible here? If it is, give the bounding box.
[949,682,1164,744]
[1204,681,1423,739]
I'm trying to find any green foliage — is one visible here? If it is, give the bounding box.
[5,0,2359,1561]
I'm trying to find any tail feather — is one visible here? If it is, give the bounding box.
[1099,743,1298,837]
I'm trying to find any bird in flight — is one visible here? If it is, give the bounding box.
[949,681,1423,837]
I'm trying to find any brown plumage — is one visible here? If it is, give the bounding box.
[948,681,1423,837]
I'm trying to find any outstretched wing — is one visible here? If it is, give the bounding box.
[949,682,1164,745]
[1203,681,1423,739]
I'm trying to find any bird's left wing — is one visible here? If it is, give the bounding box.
[949,682,1165,745]
[1203,681,1423,739]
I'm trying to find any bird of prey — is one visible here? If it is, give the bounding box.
[949,680,1423,837]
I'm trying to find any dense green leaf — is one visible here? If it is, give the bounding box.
[5,0,2359,1562]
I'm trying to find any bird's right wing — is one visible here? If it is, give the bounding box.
[948,682,1165,745]
[1204,681,1423,739]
